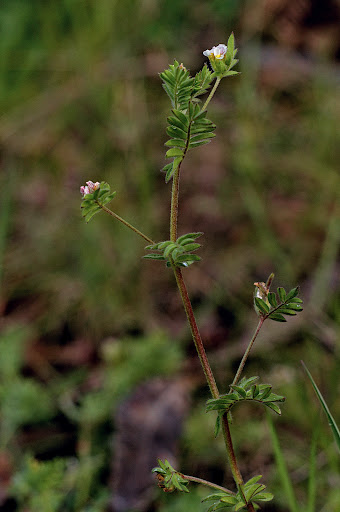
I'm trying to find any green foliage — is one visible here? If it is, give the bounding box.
[11,457,67,512]
[152,459,189,493]
[2,1,339,509]
[193,65,215,98]
[144,232,203,267]
[254,285,303,322]
[160,61,196,111]
[80,182,116,222]
[207,376,285,436]
[267,414,299,512]
[0,324,31,380]
[61,331,184,426]
[160,61,216,182]
[223,33,240,78]
[203,475,273,511]
[0,378,55,437]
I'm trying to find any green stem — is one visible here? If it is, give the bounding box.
[202,77,221,111]
[232,317,265,386]
[99,204,155,245]
[181,474,234,495]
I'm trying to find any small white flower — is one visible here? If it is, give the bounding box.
[203,44,227,60]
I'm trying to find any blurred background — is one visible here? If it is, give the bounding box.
[0,0,339,511]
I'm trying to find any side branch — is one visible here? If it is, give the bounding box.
[99,204,155,245]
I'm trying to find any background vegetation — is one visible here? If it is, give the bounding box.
[0,1,339,511]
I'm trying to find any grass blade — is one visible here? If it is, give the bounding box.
[301,361,340,453]
[306,421,319,512]
[267,412,299,512]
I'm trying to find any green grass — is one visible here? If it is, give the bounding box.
[1,1,339,510]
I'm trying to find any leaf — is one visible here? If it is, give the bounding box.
[277,287,286,302]
[230,385,247,399]
[258,386,272,400]
[177,232,203,243]
[166,125,187,140]
[239,376,259,388]
[235,501,247,511]
[172,109,189,126]
[163,243,178,258]
[244,475,262,487]
[288,297,303,304]
[244,483,265,501]
[165,139,186,148]
[214,413,222,437]
[165,156,182,183]
[286,286,299,301]
[165,163,175,183]
[285,303,303,311]
[84,207,101,223]
[254,297,270,314]
[251,385,259,399]
[143,254,166,261]
[301,361,340,452]
[167,115,187,131]
[254,492,274,502]
[224,70,240,77]
[267,292,277,308]
[264,402,282,415]
[158,241,173,249]
[165,148,183,158]
[268,312,286,322]
[202,492,231,503]
[176,254,201,264]
[277,308,297,316]
[220,496,238,505]
[227,32,235,58]
[190,131,216,141]
[188,139,212,149]
[178,242,201,252]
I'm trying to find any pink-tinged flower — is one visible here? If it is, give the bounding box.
[203,44,227,60]
[80,181,100,197]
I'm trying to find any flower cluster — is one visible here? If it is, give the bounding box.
[80,181,100,197]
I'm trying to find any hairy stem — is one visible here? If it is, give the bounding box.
[173,266,219,398]
[202,77,221,111]
[99,204,155,245]
[181,474,235,495]
[221,415,256,512]
[174,266,255,511]
[232,317,265,386]
[170,161,182,242]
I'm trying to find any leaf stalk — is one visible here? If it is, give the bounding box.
[98,203,155,245]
